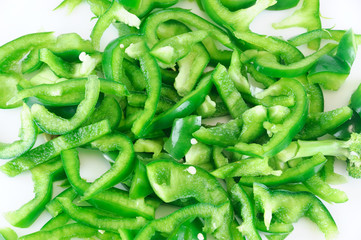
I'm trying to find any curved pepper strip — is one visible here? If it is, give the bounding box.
[0,32,56,71]
[229,78,308,157]
[0,104,37,159]
[61,149,157,219]
[193,118,243,147]
[81,133,135,200]
[146,160,235,239]
[102,36,135,90]
[211,157,281,179]
[296,106,353,140]
[236,32,304,64]
[39,49,101,79]
[212,64,248,119]
[239,105,268,143]
[19,223,98,240]
[273,0,321,50]
[9,77,129,107]
[238,153,327,187]
[5,159,64,228]
[331,112,361,140]
[120,0,178,18]
[231,184,262,240]
[41,213,71,231]
[229,50,251,94]
[129,158,154,199]
[0,120,111,177]
[134,203,232,240]
[145,73,213,133]
[308,29,358,90]
[150,30,208,66]
[167,218,207,240]
[201,0,276,33]
[124,36,162,138]
[57,197,147,232]
[140,8,234,64]
[253,183,338,239]
[288,29,361,47]
[247,43,336,78]
[30,75,100,135]
[164,115,202,160]
[90,1,140,50]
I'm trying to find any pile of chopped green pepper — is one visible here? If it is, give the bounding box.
[0,0,361,239]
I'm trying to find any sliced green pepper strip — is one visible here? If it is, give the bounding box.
[5,159,64,228]
[239,105,268,143]
[212,64,248,118]
[303,175,348,203]
[39,49,101,79]
[319,157,347,185]
[123,59,146,91]
[30,75,100,135]
[168,218,207,240]
[141,8,234,64]
[212,157,281,179]
[41,213,71,231]
[61,149,157,219]
[238,153,326,187]
[9,78,129,107]
[273,0,321,50]
[129,158,154,199]
[125,37,162,137]
[185,142,214,171]
[45,187,78,217]
[229,78,308,157]
[0,228,17,240]
[19,223,98,240]
[247,64,276,88]
[253,183,338,239]
[296,106,353,140]
[229,50,251,94]
[231,184,262,240]
[127,92,174,114]
[164,116,202,160]
[247,43,336,78]
[0,32,56,71]
[0,120,111,177]
[201,0,276,33]
[193,118,243,147]
[91,1,140,49]
[308,29,358,90]
[121,0,178,18]
[288,29,361,47]
[331,112,361,140]
[146,74,213,132]
[174,43,210,97]
[81,133,135,200]
[0,104,37,159]
[57,197,147,232]
[0,73,23,109]
[150,30,208,66]
[236,32,304,64]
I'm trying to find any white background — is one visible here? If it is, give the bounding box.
[0,0,361,239]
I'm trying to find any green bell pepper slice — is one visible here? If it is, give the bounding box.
[229,50,251,94]
[5,159,64,228]
[185,142,214,171]
[231,184,262,240]
[61,149,157,219]
[239,105,268,143]
[0,120,111,177]
[120,0,178,18]
[0,228,18,240]
[308,29,358,90]
[41,213,71,231]
[19,223,98,240]
[253,183,338,239]
[164,115,202,160]
[212,64,248,119]
[129,158,154,199]
[238,153,326,187]
[57,197,147,232]
[81,133,135,201]
[0,73,23,109]
[30,75,100,135]
[0,104,37,159]
[45,187,78,217]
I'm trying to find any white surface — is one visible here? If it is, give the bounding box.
[0,0,361,239]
